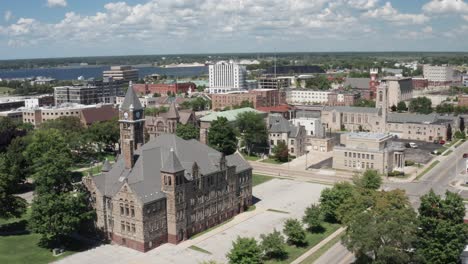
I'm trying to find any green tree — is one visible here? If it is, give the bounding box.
[28,191,94,247]
[460,116,465,132]
[319,182,355,223]
[176,123,199,140]
[208,117,238,155]
[304,75,331,90]
[283,218,307,246]
[416,190,468,264]
[2,136,30,189]
[226,236,263,264]
[302,204,323,232]
[260,229,287,259]
[408,97,433,114]
[236,112,268,155]
[87,118,120,152]
[232,100,254,109]
[342,190,418,263]
[272,141,289,162]
[0,116,21,152]
[397,101,407,112]
[0,155,27,218]
[390,104,397,112]
[353,169,382,190]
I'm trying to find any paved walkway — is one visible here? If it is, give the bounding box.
[291,226,345,264]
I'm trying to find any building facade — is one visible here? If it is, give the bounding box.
[423,65,456,85]
[257,76,290,90]
[133,82,197,96]
[333,133,405,174]
[211,89,282,111]
[103,66,139,82]
[286,89,331,105]
[145,103,198,140]
[378,77,413,108]
[208,61,246,93]
[54,78,125,105]
[83,86,252,252]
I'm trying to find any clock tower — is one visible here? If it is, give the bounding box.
[119,82,145,169]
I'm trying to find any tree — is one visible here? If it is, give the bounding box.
[28,191,94,247]
[0,116,23,152]
[416,190,468,263]
[302,204,323,232]
[236,112,268,155]
[353,99,376,108]
[408,97,432,114]
[226,236,263,264]
[0,155,26,219]
[446,123,452,141]
[397,101,407,112]
[283,219,307,246]
[208,117,238,155]
[353,169,382,190]
[260,229,287,259]
[319,182,355,223]
[87,118,120,152]
[272,141,289,162]
[2,136,30,189]
[342,190,418,263]
[176,123,199,140]
[390,104,397,112]
[460,116,465,132]
[304,75,331,90]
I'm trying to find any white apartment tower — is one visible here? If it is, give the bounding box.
[208,61,247,93]
[423,64,455,84]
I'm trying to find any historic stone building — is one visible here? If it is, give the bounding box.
[268,114,307,157]
[83,86,253,252]
[145,102,197,140]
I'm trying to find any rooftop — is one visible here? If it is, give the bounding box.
[200,107,265,122]
[347,132,390,140]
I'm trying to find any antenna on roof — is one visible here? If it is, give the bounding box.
[274,51,277,78]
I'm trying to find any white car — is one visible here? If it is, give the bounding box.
[409,142,418,148]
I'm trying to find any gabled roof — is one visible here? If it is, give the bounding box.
[121,82,143,111]
[387,113,454,124]
[166,102,179,119]
[101,159,112,172]
[323,106,380,114]
[80,105,118,125]
[268,114,302,138]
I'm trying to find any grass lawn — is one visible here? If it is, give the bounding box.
[241,153,261,161]
[261,158,285,165]
[0,233,78,264]
[264,223,341,264]
[445,139,460,148]
[0,208,87,264]
[416,160,440,180]
[252,174,273,186]
[436,146,448,155]
[300,232,345,264]
[0,87,14,95]
[443,150,453,156]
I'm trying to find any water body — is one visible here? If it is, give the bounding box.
[0,66,208,80]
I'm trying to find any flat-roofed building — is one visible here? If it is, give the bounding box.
[54,78,125,105]
[208,61,246,93]
[0,110,23,123]
[257,76,290,90]
[377,77,413,108]
[287,89,331,105]
[103,66,139,82]
[423,64,456,86]
[333,132,405,174]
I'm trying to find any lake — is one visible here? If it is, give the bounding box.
[0,66,208,80]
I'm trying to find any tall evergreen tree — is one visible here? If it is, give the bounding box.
[208,117,238,155]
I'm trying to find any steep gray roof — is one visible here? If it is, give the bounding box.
[92,134,251,204]
[323,106,380,114]
[166,102,180,119]
[101,159,111,172]
[343,78,370,89]
[121,82,143,111]
[269,114,302,138]
[161,149,184,173]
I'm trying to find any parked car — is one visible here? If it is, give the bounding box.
[463,153,468,159]
[409,142,418,148]
[439,140,446,145]
[431,150,439,155]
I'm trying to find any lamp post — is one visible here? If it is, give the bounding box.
[305,150,310,170]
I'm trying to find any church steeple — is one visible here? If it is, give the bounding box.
[119,82,145,168]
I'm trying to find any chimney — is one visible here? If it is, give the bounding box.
[124,139,135,169]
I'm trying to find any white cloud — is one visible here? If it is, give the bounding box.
[363,2,429,25]
[347,0,379,10]
[423,26,433,34]
[4,10,12,22]
[423,0,468,14]
[47,0,67,8]
[464,15,468,21]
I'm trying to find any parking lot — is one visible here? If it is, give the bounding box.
[394,139,442,164]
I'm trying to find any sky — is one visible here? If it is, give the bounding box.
[0,0,468,59]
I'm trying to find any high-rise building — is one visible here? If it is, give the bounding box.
[103,66,139,82]
[208,61,246,93]
[257,76,290,90]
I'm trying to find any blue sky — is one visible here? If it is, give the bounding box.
[0,0,467,59]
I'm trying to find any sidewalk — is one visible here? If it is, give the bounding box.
[290,226,346,264]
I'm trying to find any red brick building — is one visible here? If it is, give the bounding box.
[133,83,197,95]
[412,78,429,90]
[211,89,282,111]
